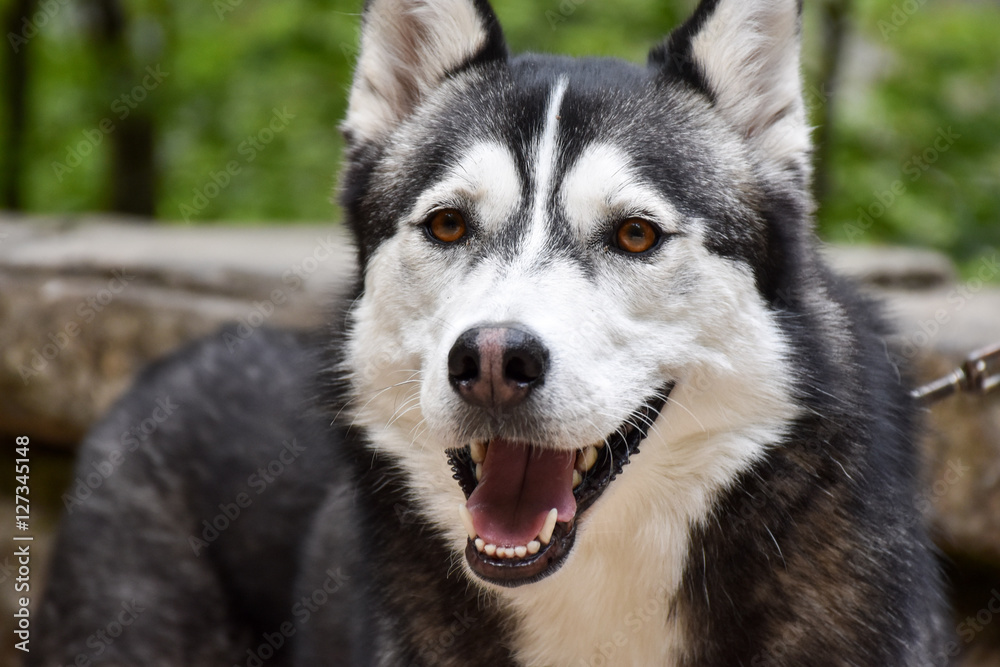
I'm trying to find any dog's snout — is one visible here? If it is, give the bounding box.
[448,326,548,410]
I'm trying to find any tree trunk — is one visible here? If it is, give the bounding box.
[88,0,157,218]
[813,0,853,209]
[2,0,34,210]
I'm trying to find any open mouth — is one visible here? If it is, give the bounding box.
[446,384,673,587]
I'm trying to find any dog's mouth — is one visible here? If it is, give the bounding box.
[446,384,673,587]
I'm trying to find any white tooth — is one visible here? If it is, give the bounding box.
[475,538,485,552]
[470,440,487,464]
[458,504,477,540]
[527,540,541,554]
[514,545,527,558]
[475,463,483,481]
[484,543,497,556]
[573,470,582,489]
[577,446,598,472]
[504,547,516,559]
[538,508,558,545]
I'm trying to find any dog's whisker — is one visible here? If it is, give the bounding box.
[663,395,706,433]
[334,371,421,422]
[385,400,422,430]
[354,378,422,418]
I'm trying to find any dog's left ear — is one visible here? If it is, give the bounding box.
[652,0,809,175]
[344,0,507,144]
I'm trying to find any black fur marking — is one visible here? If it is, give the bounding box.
[304,430,519,665]
[448,0,508,74]
[647,0,721,100]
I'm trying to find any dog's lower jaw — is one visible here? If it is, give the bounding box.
[448,386,673,587]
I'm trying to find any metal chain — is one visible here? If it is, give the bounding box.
[911,342,1000,405]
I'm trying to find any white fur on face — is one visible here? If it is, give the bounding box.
[403,141,522,235]
[561,143,685,239]
[519,76,569,262]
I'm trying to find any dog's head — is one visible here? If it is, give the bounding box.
[340,0,808,588]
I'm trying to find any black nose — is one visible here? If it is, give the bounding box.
[448,326,548,410]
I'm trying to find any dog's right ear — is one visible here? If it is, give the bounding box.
[344,0,507,144]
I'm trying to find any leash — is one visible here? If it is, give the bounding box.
[911,342,1000,405]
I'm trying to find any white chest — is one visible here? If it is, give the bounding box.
[500,444,698,667]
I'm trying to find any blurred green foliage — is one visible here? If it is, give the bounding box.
[1,0,997,270]
[818,0,1000,273]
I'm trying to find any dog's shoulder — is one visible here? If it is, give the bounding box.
[39,325,341,659]
[83,324,320,456]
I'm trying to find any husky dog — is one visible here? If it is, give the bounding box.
[36,0,946,665]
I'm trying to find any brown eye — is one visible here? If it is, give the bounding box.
[614,218,660,254]
[426,209,467,244]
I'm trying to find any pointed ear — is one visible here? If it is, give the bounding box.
[651,0,809,174]
[344,0,507,144]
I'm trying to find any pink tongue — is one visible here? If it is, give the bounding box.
[466,439,577,548]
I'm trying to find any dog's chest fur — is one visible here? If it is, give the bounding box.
[507,523,688,666]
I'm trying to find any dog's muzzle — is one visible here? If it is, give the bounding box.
[445,324,673,586]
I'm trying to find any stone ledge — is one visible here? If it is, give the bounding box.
[0,214,354,445]
[0,213,355,298]
[823,244,959,289]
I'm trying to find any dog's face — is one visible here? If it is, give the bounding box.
[342,0,807,589]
